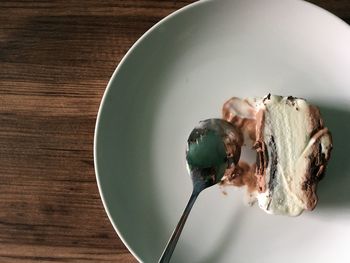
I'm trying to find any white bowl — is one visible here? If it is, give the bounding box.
[94,0,350,262]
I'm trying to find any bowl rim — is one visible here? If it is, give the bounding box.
[93,0,349,261]
[93,1,209,261]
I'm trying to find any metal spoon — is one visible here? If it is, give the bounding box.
[158,119,241,263]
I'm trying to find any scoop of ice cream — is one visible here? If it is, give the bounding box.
[222,94,333,216]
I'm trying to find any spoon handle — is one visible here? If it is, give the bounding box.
[158,191,199,263]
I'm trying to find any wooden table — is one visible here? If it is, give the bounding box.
[0,1,349,262]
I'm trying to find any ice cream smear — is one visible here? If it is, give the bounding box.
[221,94,333,216]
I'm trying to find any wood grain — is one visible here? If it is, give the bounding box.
[0,1,348,262]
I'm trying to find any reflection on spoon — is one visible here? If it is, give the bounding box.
[158,119,242,263]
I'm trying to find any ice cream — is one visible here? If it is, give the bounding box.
[221,94,333,216]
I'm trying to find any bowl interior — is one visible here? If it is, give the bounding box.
[95,0,350,262]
